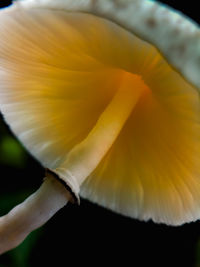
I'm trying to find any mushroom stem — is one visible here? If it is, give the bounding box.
[0,175,70,255]
[0,71,146,254]
[55,71,147,186]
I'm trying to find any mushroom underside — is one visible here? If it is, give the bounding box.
[0,8,200,228]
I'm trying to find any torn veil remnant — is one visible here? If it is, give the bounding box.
[0,0,200,254]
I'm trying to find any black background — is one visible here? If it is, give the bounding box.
[0,1,200,266]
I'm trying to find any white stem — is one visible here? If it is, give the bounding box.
[0,71,146,255]
[0,175,70,255]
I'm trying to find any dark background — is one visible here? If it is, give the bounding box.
[0,1,200,266]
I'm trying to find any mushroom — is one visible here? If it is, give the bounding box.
[0,0,200,254]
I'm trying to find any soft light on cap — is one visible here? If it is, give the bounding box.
[0,0,200,255]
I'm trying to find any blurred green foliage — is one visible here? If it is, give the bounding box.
[0,117,43,266]
[0,137,27,168]
[195,240,200,267]
[0,229,42,267]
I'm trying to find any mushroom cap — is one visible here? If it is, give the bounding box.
[21,0,200,90]
[0,0,200,225]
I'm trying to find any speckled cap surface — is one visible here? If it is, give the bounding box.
[18,0,200,90]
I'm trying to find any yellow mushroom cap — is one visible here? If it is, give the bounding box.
[0,0,200,225]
